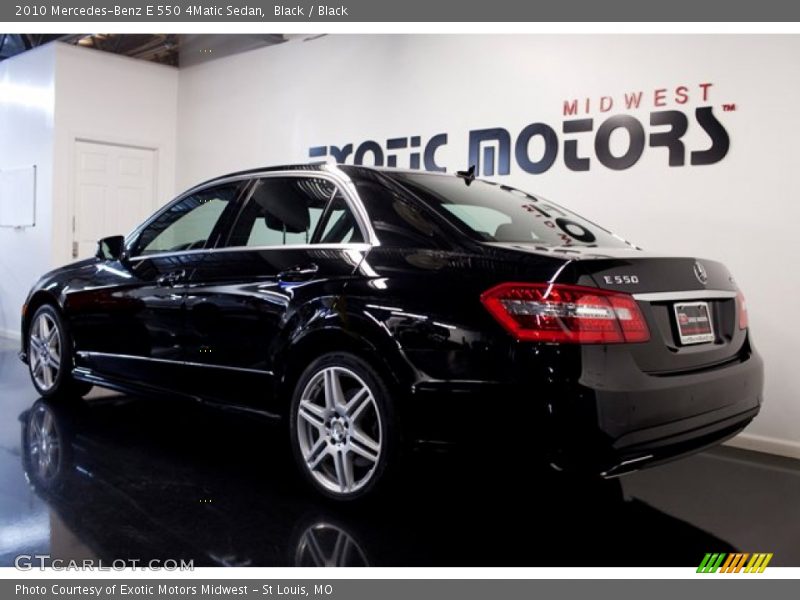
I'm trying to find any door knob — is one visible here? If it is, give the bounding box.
[157,269,186,287]
[278,263,319,282]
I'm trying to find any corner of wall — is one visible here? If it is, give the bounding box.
[0,43,57,342]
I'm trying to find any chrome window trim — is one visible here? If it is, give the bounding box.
[320,164,378,246]
[124,166,378,258]
[76,351,273,376]
[128,242,372,262]
[633,290,737,302]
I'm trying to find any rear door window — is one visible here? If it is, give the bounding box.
[226,177,364,248]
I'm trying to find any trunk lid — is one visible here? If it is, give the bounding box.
[484,243,747,374]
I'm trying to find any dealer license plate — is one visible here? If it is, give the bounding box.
[673,301,715,345]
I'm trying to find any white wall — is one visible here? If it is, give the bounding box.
[0,45,55,339]
[1,35,795,458]
[52,43,179,267]
[176,35,800,458]
[0,43,178,339]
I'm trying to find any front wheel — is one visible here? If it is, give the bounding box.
[289,353,396,501]
[27,305,92,399]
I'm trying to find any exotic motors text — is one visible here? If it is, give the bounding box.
[309,82,732,175]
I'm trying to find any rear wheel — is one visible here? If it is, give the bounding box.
[289,353,396,501]
[27,305,92,399]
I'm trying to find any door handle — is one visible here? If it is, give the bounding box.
[278,263,319,282]
[157,269,186,287]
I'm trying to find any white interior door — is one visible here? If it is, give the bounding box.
[73,140,156,259]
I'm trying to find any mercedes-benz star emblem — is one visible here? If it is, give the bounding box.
[693,261,708,285]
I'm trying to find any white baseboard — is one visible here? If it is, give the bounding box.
[724,432,800,461]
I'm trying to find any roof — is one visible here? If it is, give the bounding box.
[196,162,454,190]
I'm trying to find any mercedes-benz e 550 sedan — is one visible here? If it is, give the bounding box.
[21,163,763,500]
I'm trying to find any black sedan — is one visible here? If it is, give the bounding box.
[20,163,764,500]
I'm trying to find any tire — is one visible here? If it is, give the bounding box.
[27,305,92,399]
[289,352,397,501]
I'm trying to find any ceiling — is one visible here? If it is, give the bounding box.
[0,34,314,67]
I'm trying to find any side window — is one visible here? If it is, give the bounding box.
[227,177,363,248]
[353,177,448,249]
[317,192,364,244]
[135,183,240,256]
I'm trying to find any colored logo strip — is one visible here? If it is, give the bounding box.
[698,553,773,573]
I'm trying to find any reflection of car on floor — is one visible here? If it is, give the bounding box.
[20,397,738,567]
[20,163,763,499]
[21,398,369,567]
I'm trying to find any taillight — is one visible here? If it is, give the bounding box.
[736,291,748,330]
[480,282,650,344]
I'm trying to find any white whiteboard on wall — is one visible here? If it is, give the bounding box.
[0,165,36,228]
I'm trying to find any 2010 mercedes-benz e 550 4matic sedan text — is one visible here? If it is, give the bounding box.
[20,164,763,500]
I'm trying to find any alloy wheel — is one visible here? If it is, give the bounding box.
[296,366,383,496]
[29,312,61,392]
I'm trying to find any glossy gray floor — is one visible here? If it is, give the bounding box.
[1,336,798,567]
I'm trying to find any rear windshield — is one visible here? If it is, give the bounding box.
[389,172,631,248]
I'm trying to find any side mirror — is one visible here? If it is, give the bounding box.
[96,235,127,261]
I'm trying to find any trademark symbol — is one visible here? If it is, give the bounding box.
[722,103,737,112]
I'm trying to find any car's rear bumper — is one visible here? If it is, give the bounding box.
[547,342,764,475]
[596,406,757,477]
[405,343,764,475]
